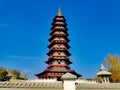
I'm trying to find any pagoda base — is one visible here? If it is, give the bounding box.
[35,70,81,81]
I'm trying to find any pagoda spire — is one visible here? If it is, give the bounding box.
[57,8,62,16]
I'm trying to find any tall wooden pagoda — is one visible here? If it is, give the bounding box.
[35,8,81,81]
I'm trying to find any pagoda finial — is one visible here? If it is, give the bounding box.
[100,64,105,71]
[58,8,62,16]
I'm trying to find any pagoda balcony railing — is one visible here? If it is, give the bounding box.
[50,40,67,44]
[47,64,70,69]
[54,22,65,25]
[55,18,64,20]
[55,26,65,29]
[48,56,69,60]
[46,56,72,64]
[50,30,69,36]
[50,47,67,51]
[52,33,66,37]
[47,48,66,55]
[52,27,66,31]
[48,42,71,49]
[47,47,70,55]
[49,37,69,42]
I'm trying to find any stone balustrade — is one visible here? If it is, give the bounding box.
[26,78,57,82]
[76,79,97,83]
[0,81,63,88]
[1,81,120,89]
[76,83,120,89]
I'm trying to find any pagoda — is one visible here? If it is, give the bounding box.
[35,8,81,81]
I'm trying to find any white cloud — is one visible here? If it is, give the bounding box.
[6,55,41,60]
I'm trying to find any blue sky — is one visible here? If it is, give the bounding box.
[0,0,120,79]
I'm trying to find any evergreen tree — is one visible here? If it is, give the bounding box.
[0,67,11,81]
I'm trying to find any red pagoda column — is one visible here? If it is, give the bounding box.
[35,8,81,81]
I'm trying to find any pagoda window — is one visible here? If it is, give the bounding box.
[58,52,61,55]
[58,53,60,55]
[58,61,61,64]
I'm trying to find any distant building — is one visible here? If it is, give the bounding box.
[35,8,81,81]
[97,64,111,83]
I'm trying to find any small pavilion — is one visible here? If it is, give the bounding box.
[97,64,111,83]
